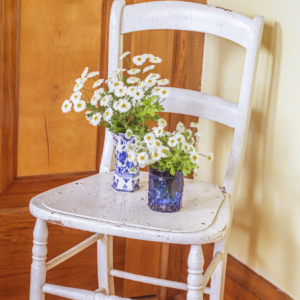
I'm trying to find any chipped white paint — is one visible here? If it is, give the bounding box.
[43,284,131,300]
[29,1,264,300]
[203,252,223,289]
[41,172,225,234]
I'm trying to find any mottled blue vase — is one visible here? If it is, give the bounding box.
[148,167,184,213]
[112,133,140,192]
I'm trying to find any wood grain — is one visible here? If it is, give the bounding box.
[17,0,101,176]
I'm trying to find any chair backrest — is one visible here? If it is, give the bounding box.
[100,0,264,198]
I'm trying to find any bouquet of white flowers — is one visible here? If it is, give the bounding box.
[125,120,214,176]
[61,52,171,137]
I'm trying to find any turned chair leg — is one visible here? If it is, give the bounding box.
[97,234,115,295]
[187,245,204,300]
[210,232,231,300]
[30,219,48,300]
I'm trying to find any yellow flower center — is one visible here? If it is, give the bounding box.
[77,103,82,107]
[193,155,197,160]
[147,136,151,140]
[137,57,142,61]
[162,91,167,95]
[140,156,145,160]
[74,95,78,99]
[121,104,126,108]
[161,148,166,153]
[64,104,68,108]
[153,153,158,158]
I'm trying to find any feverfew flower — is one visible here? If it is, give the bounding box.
[115,86,127,97]
[143,65,155,73]
[113,100,121,110]
[190,152,200,164]
[153,126,164,137]
[153,139,163,148]
[90,112,102,126]
[175,132,185,144]
[153,87,162,96]
[176,122,185,133]
[70,91,82,102]
[100,95,112,107]
[112,81,124,89]
[143,54,154,59]
[95,88,105,96]
[133,55,146,66]
[127,150,136,162]
[105,75,117,84]
[133,88,144,100]
[113,68,126,74]
[206,152,214,164]
[148,73,161,79]
[159,88,171,98]
[149,56,162,64]
[190,122,201,130]
[62,100,72,113]
[73,82,83,92]
[144,77,156,86]
[195,132,204,138]
[144,133,155,144]
[158,146,169,158]
[87,71,99,78]
[127,86,136,96]
[152,150,161,161]
[73,100,86,112]
[125,129,133,139]
[91,93,101,105]
[127,77,140,84]
[158,118,167,128]
[127,68,141,75]
[118,100,131,113]
[157,79,170,86]
[93,79,104,88]
[75,77,87,84]
[103,108,113,122]
[168,137,178,148]
[137,152,149,165]
[185,129,192,138]
[81,67,88,78]
[119,51,131,60]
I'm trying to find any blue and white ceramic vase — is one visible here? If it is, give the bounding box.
[148,167,184,213]
[112,133,140,192]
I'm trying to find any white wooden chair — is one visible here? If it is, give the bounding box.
[29,1,264,300]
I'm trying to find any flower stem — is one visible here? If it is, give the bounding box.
[82,88,91,101]
[125,57,131,69]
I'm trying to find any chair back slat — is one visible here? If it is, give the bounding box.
[121,1,253,48]
[165,88,238,128]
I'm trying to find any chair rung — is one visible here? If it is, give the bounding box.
[203,252,223,288]
[46,233,102,271]
[43,283,131,300]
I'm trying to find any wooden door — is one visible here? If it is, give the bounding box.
[0,0,205,299]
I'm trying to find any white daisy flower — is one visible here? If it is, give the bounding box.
[90,112,102,126]
[115,86,127,97]
[133,88,144,100]
[119,51,131,60]
[70,91,82,102]
[127,86,136,96]
[154,127,164,137]
[143,65,155,73]
[185,129,192,138]
[168,137,178,148]
[105,75,117,84]
[158,146,169,158]
[75,77,87,84]
[158,118,167,128]
[194,165,201,176]
[113,68,126,74]
[103,108,113,122]
[153,139,163,148]
[127,68,141,75]
[87,71,99,78]
[132,55,146,66]
[113,100,121,110]
[206,152,214,164]
[190,122,201,130]
[195,132,204,138]
[175,132,185,144]
[157,79,170,86]
[144,132,155,144]
[159,88,171,98]
[95,88,105,96]
[127,150,136,162]
[144,77,156,86]
[118,100,131,113]
[143,54,154,59]
[137,152,149,165]
[73,82,83,92]
[100,95,112,107]
[182,142,190,153]
[73,100,86,112]
[137,81,148,89]
[176,122,185,133]
[153,87,162,96]
[151,150,161,161]
[91,93,101,105]
[127,77,140,84]
[81,67,88,78]
[125,129,133,139]
[62,100,72,113]
[112,81,124,89]
[190,152,200,164]
[149,56,162,64]
[93,79,104,88]
[148,73,161,79]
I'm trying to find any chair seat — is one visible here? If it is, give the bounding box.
[30,172,230,245]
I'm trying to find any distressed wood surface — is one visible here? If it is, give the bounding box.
[39,172,225,234]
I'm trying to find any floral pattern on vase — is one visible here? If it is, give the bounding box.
[112,133,140,192]
[148,167,184,212]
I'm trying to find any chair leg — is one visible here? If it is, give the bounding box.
[97,234,115,295]
[187,245,204,300]
[210,232,231,300]
[30,219,48,300]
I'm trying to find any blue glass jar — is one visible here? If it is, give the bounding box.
[148,167,184,213]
